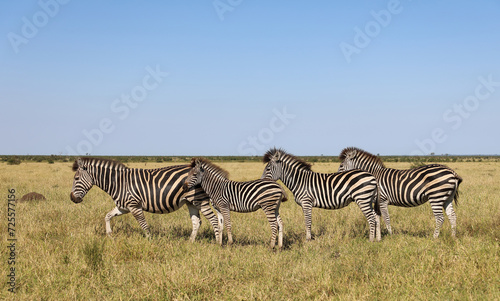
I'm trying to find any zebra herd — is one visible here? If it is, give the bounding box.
[70,147,462,248]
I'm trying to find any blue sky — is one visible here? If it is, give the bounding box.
[1,1,499,156]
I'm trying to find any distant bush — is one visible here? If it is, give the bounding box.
[7,156,21,165]
[410,161,427,169]
[1,155,498,164]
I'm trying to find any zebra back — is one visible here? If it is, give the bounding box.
[338,147,462,207]
[187,157,287,212]
[73,158,208,213]
[263,148,378,209]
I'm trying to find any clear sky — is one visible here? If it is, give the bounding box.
[1,1,499,156]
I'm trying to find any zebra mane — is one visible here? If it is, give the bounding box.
[263,147,312,171]
[339,147,385,168]
[73,157,128,171]
[191,157,229,179]
[72,160,79,171]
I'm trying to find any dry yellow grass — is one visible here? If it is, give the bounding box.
[0,160,499,300]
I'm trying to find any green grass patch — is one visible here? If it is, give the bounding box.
[0,161,498,299]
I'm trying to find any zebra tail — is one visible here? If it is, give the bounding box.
[282,191,288,203]
[374,185,381,216]
[279,185,288,203]
[453,174,463,207]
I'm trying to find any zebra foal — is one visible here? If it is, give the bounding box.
[183,158,288,249]
[338,147,462,238]
[70,157,220,241]
[262,148,381,242]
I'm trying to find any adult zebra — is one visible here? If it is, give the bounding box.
[262,148,381,242]
[338,147,462,238]
[70,157,220,241]
[183,158,288,249]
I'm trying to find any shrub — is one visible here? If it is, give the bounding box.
[7,156,21,165]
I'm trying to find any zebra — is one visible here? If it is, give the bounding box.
[262,148,381,242]
[338,147,462,238]
[183,158,288,249]
[70,157,220,241]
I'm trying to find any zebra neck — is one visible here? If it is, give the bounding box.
[279,165,305,193]
[91,167,126,199]
[370,167,385,179]
[360,164,384,177]
[200,172,228,199]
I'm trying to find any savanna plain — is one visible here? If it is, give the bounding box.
[0,159,499,300]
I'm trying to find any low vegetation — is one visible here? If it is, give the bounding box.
[0,159,498,300]
[1,154,499,165]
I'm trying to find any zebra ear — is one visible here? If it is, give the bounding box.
[194,158,204,172]
[77,158,85,168]
[344,149,356,160]
[273,151,280,161]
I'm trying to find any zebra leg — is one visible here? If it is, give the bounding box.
[198,201,221,243]
[355,201,377,242]
[301,199,314,241]
[277,214,284,249]
[215,208,224,246]
[104,207,130,236]
[262,206,279,249]
[444,195,457,238]
[380,199,392,235]
[430,200,445,238]
[220,206,233,246]
[186,203,201,243]
[129,206,151,238]
[376,213,381,242]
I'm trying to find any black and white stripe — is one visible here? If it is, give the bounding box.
[70,157,219,241]
[262,148,381,242]
[183,158,288,249]
[338,147,462,238]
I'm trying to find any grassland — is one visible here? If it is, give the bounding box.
[0,159,499,300]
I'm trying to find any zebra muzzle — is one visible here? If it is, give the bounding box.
[70,192,83,203]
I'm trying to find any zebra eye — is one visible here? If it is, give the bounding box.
[81,166,87,171]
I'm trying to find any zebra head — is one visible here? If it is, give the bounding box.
[261,148,284,181]
[338,147,358,172]
[338,147,384,173]
[70,158,94,203]
[183,158,205,191]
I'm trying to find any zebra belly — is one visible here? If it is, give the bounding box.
[313,195,352,210]
[141,196,186,214]
[229,202,260,213]
[314,201,351,210]
[137,185,188,214]
[386,193,428,207]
